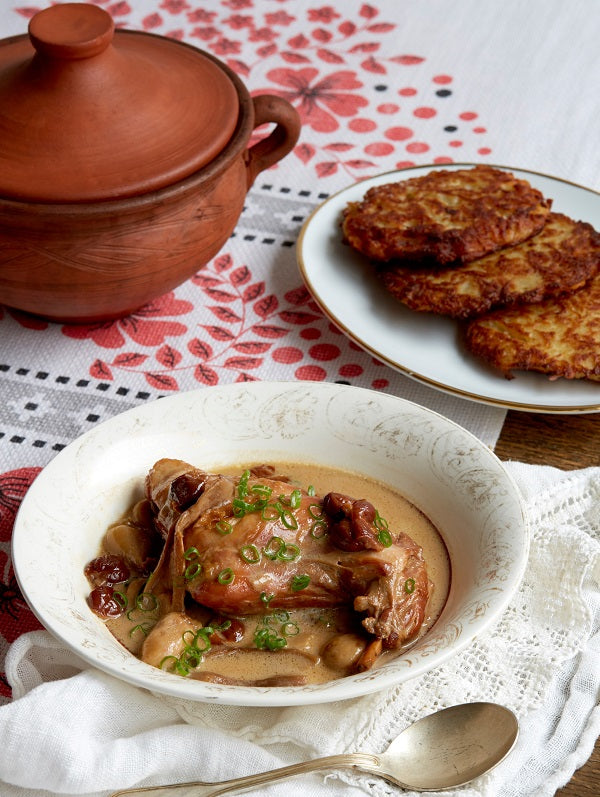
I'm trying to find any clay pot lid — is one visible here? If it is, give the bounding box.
[0,3,240,202]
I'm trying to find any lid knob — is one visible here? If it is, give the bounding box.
[28,2,114,60]
[0,4,240,201]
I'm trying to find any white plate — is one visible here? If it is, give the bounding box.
[297,163,600,413]
[12,382,528,706]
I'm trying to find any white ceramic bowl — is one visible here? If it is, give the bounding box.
[12,382,528,706]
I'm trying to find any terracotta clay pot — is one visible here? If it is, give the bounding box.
[0,4,301,322]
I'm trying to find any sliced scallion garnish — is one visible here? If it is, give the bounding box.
[240,544,261,564]
[129,621,154,637]
[308,503,324,519]
[136,592,158,612]
[254,626,287,651]
[217,568,235,585]
[290,574,310,592]
[113,590,128,610]
[263,535,285,560]
[377,529,393,547]
[310,519,328,539]
[282,621,300,637]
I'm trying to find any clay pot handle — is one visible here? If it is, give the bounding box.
[245,95,301,187]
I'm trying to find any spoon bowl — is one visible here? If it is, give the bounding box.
[108,702,519,796]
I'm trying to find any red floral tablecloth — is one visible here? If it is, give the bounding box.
[1,3,599,772]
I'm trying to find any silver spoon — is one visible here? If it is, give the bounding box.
[109,702,518,796]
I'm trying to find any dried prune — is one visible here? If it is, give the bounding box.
[87,585,126,618]
[84,554,130,586]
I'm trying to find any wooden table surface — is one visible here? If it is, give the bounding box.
[494,410,600,796]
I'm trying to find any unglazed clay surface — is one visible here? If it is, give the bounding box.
[0,4,300,321]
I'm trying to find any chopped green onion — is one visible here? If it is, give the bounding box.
[184,548,202,580]
[192,628,213,652]
[113,590,128,610]
[374,510,389,531]
[291,574,310,592]
[252,484,273,499]
[261,503,281,521]
[263,535,285,560]
[377,529,393,547]
[404,577,416,594]
[233,497,256,517]
[217,568,235,585]
[240,544,261,564]
[159,655,180,672]
[184,561,202,580]
[289,489,302,509]
[263,536,301,562]
[272,609,290,623]
[278,542,300,561]
[159,620,229,677]
[307,485,316,497]
[260,591,274,606]
[129,622,154,637]
[254,626,287,651]
[308,503,323,519]
[215,520,233,535]
[282,621,300,637]
[181,649,202,668]
[182,629,197,647]
[310,519,328,539]
[279,507,298,530]
[136,592,158,612]
[237,469,250,499]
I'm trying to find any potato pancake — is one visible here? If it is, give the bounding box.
[378,213,600,319]
[465,271,600,381]
[341,165,551,265]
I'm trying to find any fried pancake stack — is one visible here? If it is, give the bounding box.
[342,165,551,265]
[341,165,600,381]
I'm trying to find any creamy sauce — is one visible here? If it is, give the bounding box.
[88,461,450,685]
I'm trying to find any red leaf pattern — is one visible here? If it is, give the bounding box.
[156,345,182,369]
[204,287,238,302]
[230,266,252,286]
[113,352,148,367]
[202,325,236,341]
[209,306,243,323]
[224,356,263,370]
[188,338,213,360]
[90,359,113,380]
[145,372,179,390]
[251,324,289,338]
[194,364,219,386]
[242,282,265,302]
[254,295,279,318]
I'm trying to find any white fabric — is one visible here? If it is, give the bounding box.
[1,462,598,797]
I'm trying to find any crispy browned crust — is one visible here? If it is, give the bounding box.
[378,213,600,319]
[464,270,600,381]
[341,165,552,265]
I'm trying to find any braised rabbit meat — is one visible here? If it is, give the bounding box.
[85,458,445,685]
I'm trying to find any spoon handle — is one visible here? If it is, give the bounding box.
[109,753,380,797]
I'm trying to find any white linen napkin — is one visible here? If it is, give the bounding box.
[1,462,599,797]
